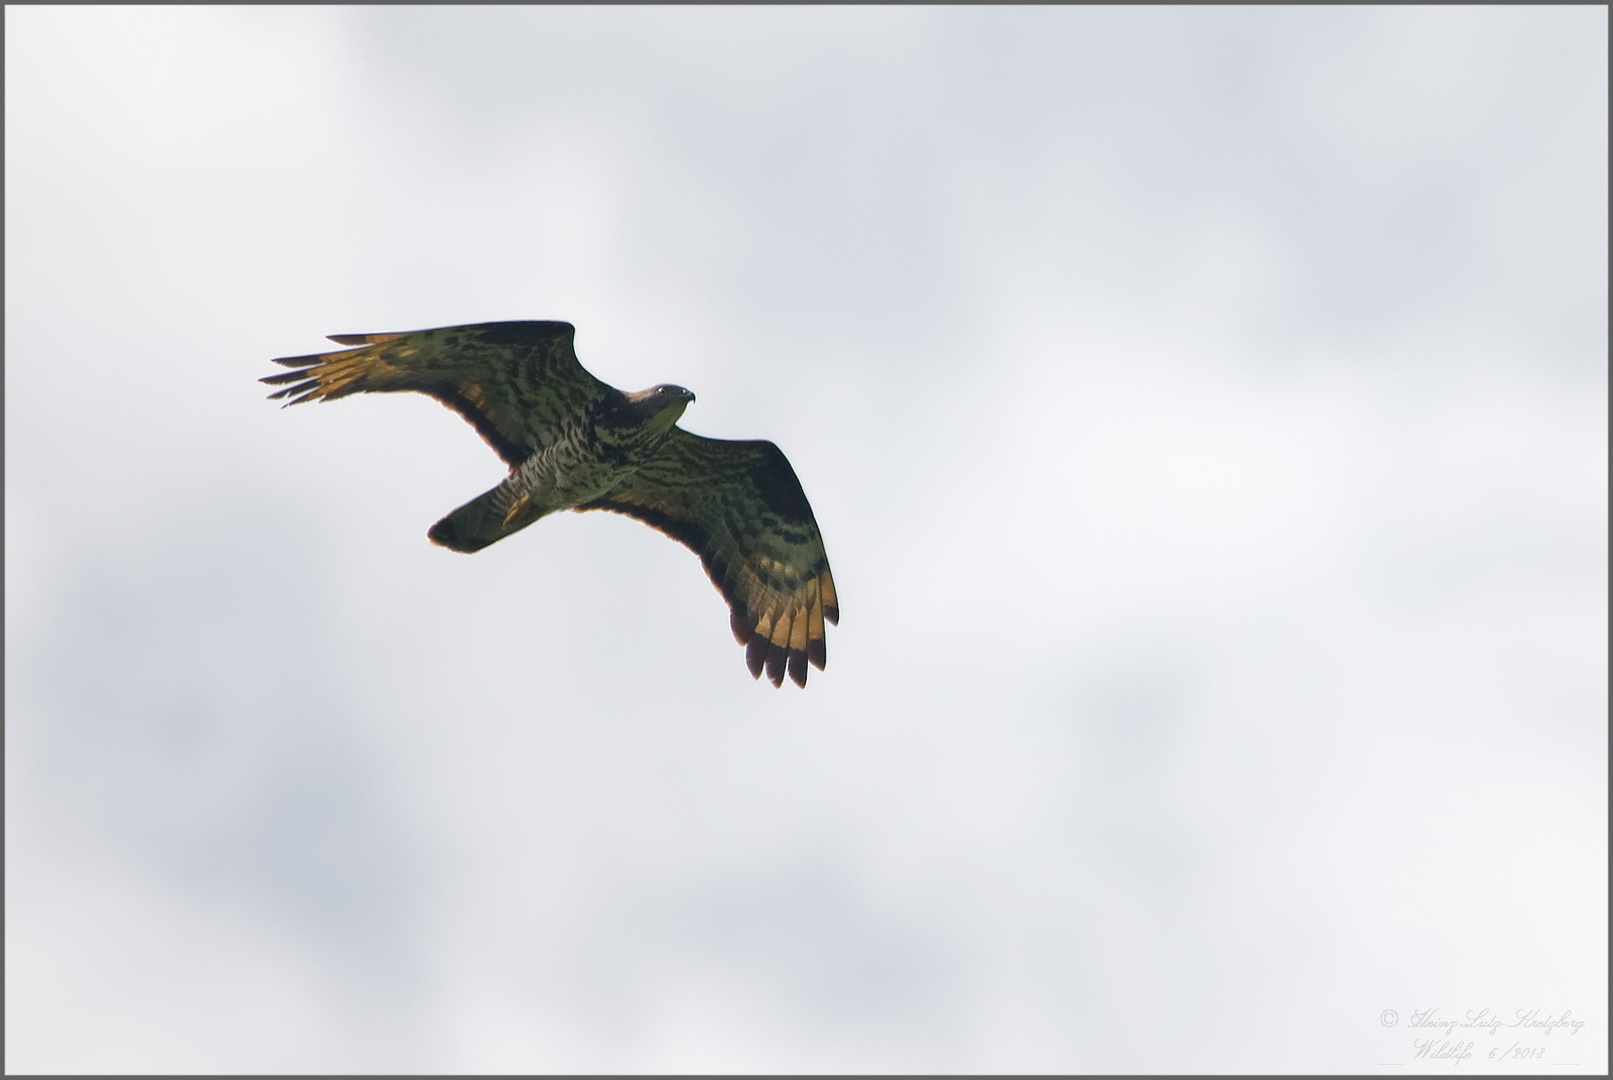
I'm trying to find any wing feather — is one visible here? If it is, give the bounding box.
[260,320,608,467]
[579,428,836,687]
[807,585,827,672]
[767,609,793,688]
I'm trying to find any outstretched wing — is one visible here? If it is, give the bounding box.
[580,428,838,688]
[260,321,608,466]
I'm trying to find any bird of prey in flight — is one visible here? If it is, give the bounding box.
[262,321,836,687]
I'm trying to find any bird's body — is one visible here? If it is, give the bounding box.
[262,320,836,687]
[427,383,695,552]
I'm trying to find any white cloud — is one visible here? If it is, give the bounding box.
[6,5,1605,1073]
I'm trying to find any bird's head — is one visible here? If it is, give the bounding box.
[622,383,695,435]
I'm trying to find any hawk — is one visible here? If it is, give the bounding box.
[262,320,837,687]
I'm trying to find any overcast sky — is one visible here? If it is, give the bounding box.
[6,5,1607,1073]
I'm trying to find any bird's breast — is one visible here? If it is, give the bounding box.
[511,430,643,511]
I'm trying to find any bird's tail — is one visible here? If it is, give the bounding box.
[427,479,549,553]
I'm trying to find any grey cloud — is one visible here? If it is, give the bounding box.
[6,5,1605,1073]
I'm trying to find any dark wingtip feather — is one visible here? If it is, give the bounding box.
[745,636,768,679]
[269,352,323,368]
[787,650,808,688]
[824,604,839,625]
[807,637,826,672]
[765,642,787,688]
[260,368,311,385]
[266,378,320,402]
[730,608,754,646]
